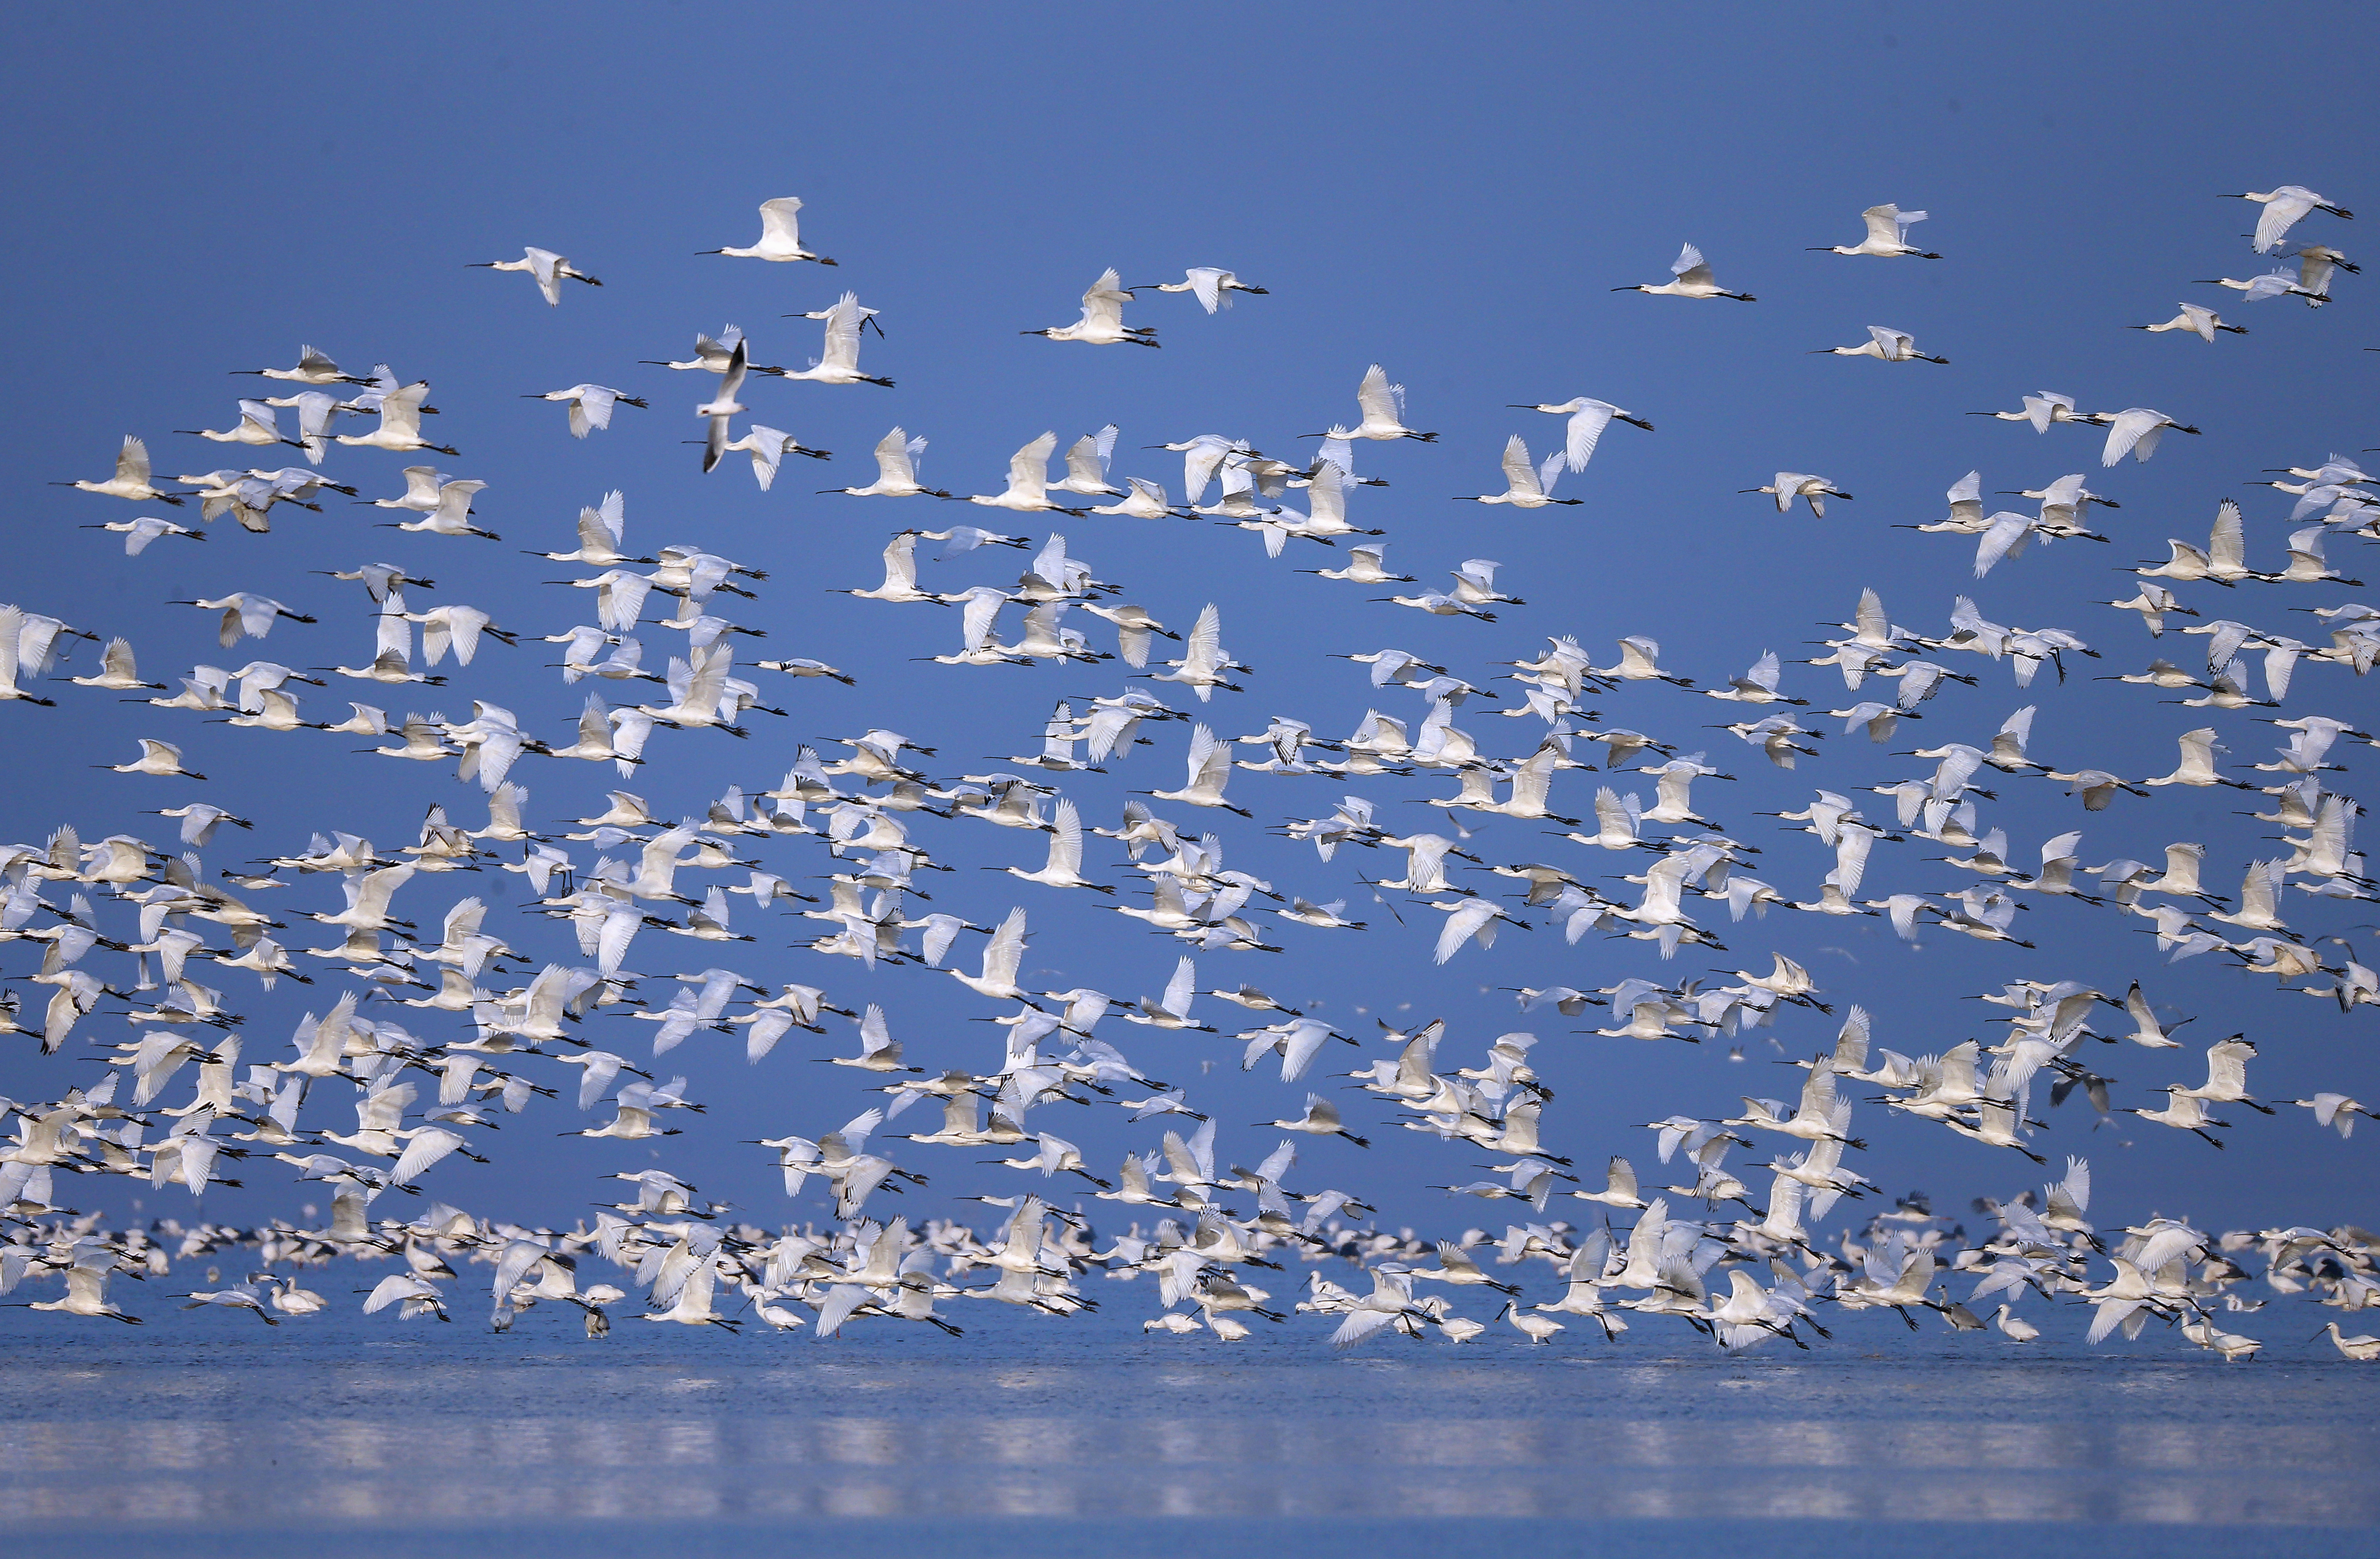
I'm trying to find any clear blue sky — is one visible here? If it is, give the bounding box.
[2,2,2374,1235]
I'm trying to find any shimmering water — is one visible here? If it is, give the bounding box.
[3,1304,2375,1558]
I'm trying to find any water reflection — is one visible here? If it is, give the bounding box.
[0,1320,2373,1530]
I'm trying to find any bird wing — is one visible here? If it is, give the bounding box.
[1671,243,1708,280]
[980,906,1027,986]
[1007,432,1056,498]
[2208,500,2246,570]
[757,196,803,246]
[1046,798,1083,876]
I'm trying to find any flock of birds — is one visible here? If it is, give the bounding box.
[4,187,2379,1359]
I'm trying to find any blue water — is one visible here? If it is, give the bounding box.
[4,1302,2375,1558]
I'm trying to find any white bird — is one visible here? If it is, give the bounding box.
[1508,398,1653,473]
[1810,204,1940,258]
[714,426,831,491]
[178,400,297,448]
[783,294,894,386]
[830,427,949,499]
[386,478,496,541]
[702,197,836,265]
[1023,270,1157,347]
[332,382,458,457]
[696,339,749,475]
[970,432,1085,515]
[1743,473,1853,517]
[1149,725,1250,818]
[1969,391,2090,432]
[2132,304,2246,343]
[469,247,602,305]
[1310,365,1434,442]
[526,385,646,438]
[1456,436,1579,507]
[104,739,207,780]
[57,436,184,505]
[2232,185,2353,254]
[2093,408,2201,466]
[81,515,204,555]
[1812,326,1947,364]
[1615,243,1755,301]
[1132,266,1269,314]
[13,1260,142,1324]
[234,345,371,386]
[171,592,317,648]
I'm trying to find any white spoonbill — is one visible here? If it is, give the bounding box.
[1811,204,1940,258]
[1509,398,1653,472]
[469,247,601,305]
[702,196,836,264]
[1135,267,1267,312]
[1023,269,1157,347]
[1615,243,1755,300]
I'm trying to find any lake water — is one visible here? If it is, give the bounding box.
[3,1302,2375,1559]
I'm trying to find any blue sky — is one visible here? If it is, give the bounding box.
[2,3,2375,1235]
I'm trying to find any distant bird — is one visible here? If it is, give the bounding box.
[702,197,836,264]
[1616,243,1754,300]
[469,247,602,305]
[1810,204,1940,259]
